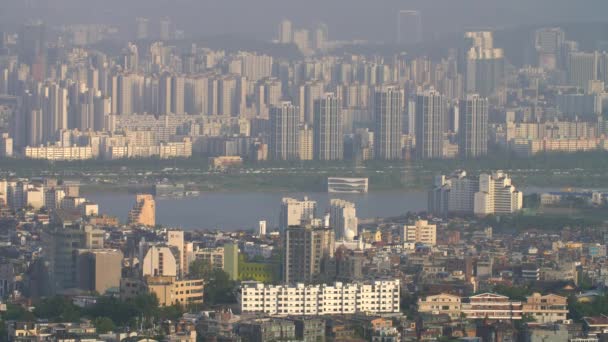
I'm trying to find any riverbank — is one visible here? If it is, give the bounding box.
[79,171,604,196]
[6,150,608,195]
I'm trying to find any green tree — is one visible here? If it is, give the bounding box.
[204,269,236,305]
[189,259,213,279]
[84,296,139,327]
[493,285,533,301]
[158,305,184,321]
[568,294,608,322]
[33,296,82,322]
[132,293,160,316]
[400,292,418,319]
[93,317,116,334]
[3,304,35,321]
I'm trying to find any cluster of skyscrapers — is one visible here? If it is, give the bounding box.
[428,170,523,217]
[0,18,607,163]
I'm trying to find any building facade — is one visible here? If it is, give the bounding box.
[128,194,156,226]
[417,293,462,319]
[283,225,335,284]
[373,85,403,160]
[401,220,437,246]
[415,88,447,159]
[270,101,300,161]
[279,197,317,230]
[313,93,343,161]
[459,94,488,158]
[240,279,400,316]
[328,199,358,241]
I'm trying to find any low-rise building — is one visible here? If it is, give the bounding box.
[146,276,204,307]
[210,156,243,170]
[402,220,437,246]
[522,293,568,324]
[583,315,608,337]
[237,318,296,342]
[418,293,462,319]
[239,279,400,316]
[461,293,523,320]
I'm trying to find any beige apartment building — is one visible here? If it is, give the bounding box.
[401,220,437,246]
[128,194,155,226]
[522,293,568,323]
[418,293,462,319]
[145,276,204,307]
[418,292,567,323]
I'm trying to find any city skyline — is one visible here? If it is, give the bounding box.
[2,2,608,341]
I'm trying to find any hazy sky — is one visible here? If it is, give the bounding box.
[2,0,608,41]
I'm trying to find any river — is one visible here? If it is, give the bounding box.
[87,191,428,231]
[86,186,562,231]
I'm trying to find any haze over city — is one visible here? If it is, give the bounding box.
[2,0,608,341]
[3,0,608,40]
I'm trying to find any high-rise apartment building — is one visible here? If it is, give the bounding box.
[158,73,172,115]
[171,75,185,115]
[19,21,47,81]
[283,225,335,283]
[568,52,599,91]
[429,170,522,216]
[278,20,293,44]
[373,85,404,160]
[185,75,209,115]
[397,10,422,45]
[474,171,523,215]
[279,197,317,230]
[313,93,343,161]
[0,133,13,157]
[459,94,488,158]
[535,28,565,70]
[255,78,282,118]
[293,29,310,53]
[298,81,325,124]
[135,17,149,40]
[270,102,300,161]
[42,83,68,141]
[415,88,447,159]
[328,199,358,241]
[465,31,504,97]
[128,194,156,226]
[299,124,314,161]
[314,23,328,50]
[159,18,171,41]
[257,221,267,237]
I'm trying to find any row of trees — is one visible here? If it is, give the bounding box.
[189,259,237,305]
[0,293,178,336]
[0,259,238,337]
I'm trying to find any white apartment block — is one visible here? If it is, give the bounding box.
[25,146,93,161]
[401,220,437,246]
[474,171,523,215]
[447,171,478,213]
[430,170,523,217]
[329,199,358,240]
[279,197,317,230]
[239,279,400,316]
